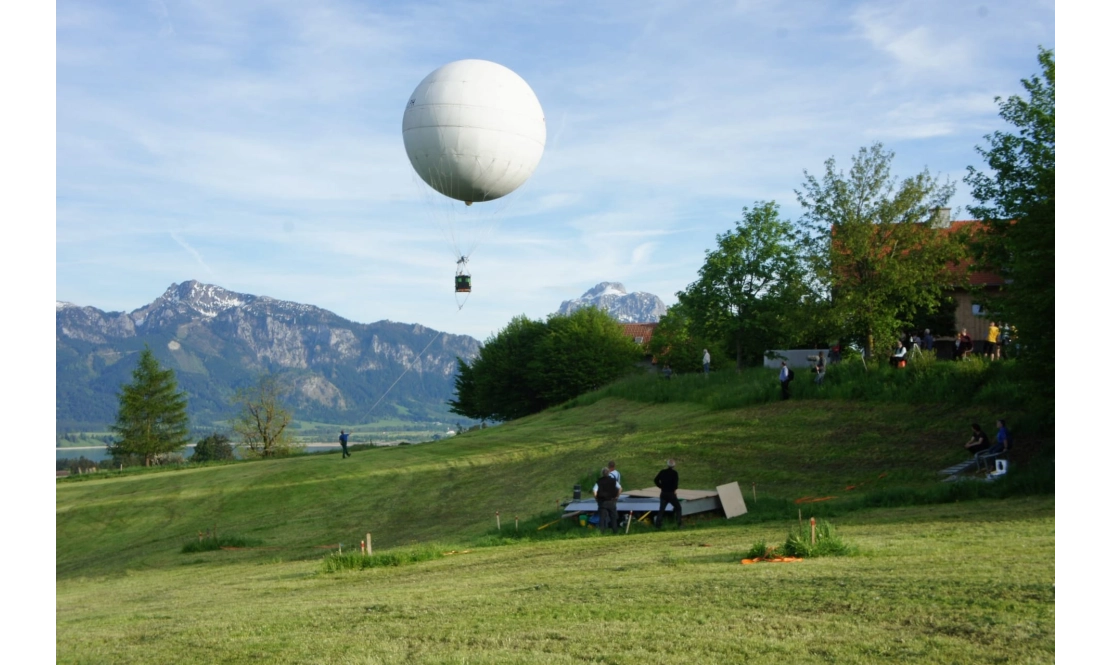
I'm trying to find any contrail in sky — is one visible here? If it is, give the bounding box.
[169,231,216,279]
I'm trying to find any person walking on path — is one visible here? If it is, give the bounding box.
[339,430,351,458]
[653,459,682,529]
[592,467,621,534]
[779,361,793,400]
[702,349,711,376]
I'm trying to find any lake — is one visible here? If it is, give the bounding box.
[56,443,355,464]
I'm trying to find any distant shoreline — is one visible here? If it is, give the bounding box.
[57,442,362,452]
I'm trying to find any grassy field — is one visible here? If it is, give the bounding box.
[57,497,1054,664]
[57,370,1054,663]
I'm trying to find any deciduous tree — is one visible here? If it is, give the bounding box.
[965,48,1054,382]
[797,143,964,357]
[109,347,190,466]
[232,373,296,457]
[677,202,810,369]
[450,308,641,421]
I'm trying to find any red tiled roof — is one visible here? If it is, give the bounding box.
[621,323,658,346]
[943,221,1006,287]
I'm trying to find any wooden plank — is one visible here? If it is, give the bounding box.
[624,488,719,500]
[716,482,748,519]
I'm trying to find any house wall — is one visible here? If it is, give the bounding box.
[948,288,999,345]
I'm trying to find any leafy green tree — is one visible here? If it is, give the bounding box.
[450,309,641,421]
[530,307,643,404]
[232,373,297,457]
[965,48,1054,382]
[677,202,810,369]
[647,302,726,374]
[109,347,189,466]
[192,433,235,462]
[797,143,965,357]
[450,315,548,422]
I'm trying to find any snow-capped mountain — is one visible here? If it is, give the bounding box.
[556,282,668,323]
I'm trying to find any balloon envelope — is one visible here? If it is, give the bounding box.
[403,60,546,204]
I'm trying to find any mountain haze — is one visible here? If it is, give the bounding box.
[56,281,480,431]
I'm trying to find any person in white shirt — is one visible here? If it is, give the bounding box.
[779,360,792,400]
[702,349,711,375]
[890,341,907,367]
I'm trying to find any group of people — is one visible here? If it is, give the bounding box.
[591,459,683,533]
[962,419,1011,466]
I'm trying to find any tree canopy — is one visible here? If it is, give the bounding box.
[797,142,965,357]
[109,347,190,466]
[965,48,1054,383]
[676,201,810,368]
[450,308,642,421]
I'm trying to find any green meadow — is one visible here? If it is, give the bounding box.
[57,365,1054,663]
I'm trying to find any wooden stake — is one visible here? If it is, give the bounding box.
[496,511,501,531]
[798,509,803,528]
[515,515,519,531]
[366,532,372,556]
[752,484,757,503]
[810,517,816,545]
[625,513,632,534]
[360,540,365,555]
[339,542,343,555]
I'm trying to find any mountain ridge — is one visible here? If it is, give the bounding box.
[556,282,667,323]
[56,281,481,431]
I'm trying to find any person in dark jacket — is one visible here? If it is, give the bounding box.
[339,430,350,458]
[653,459,682,529]
[592,467,621,534]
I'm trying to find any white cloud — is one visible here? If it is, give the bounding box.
[56,0,1055,339]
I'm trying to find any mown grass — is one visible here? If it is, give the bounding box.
[57,370,1054,663]
[56,497,1054,664]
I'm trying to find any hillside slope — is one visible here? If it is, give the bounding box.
[56,395,1015,579]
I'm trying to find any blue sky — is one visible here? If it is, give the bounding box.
[55,0,1055,340]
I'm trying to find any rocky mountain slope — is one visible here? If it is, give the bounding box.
[556,282,667,323]
[56,281,480,431]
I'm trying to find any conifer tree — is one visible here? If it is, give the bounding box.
[109,347,189,466]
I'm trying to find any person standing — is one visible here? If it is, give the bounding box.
[662,363,673,380]
[592,467,621,534]
[923,329,934,351]
[779,361,793,400]
[653,459,682,529]
[986,322,1001,360]
[702,349,711,376]
[339,430,350,458]
[814,351,826,385]
[606,460,622,486]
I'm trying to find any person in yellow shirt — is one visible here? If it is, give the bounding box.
[986,322,1001,361]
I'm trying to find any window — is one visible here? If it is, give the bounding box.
[972,304,988,316]
[634,336,644,344]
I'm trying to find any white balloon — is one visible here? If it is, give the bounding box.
[403,60,546,204]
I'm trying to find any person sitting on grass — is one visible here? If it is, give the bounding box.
[963,423,989,455]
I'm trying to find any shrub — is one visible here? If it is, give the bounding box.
[780,520,855,558]
[181,534,261,553]
[193,433,235,462]
[322,544,445,572]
